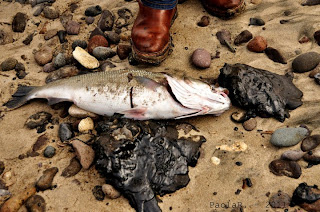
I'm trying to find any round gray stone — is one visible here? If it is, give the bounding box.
[270,127,309,147]
[43,146,56,158]
[292,52,320,73]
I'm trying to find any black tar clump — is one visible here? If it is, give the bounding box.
[218,63,303,122]
[93,116,205,212]
[290,183,320,206]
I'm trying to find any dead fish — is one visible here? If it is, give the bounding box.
[4,69,230,120]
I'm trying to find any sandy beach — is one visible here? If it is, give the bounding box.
[0,0,320,211]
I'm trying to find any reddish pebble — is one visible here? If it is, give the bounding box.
[299,36,310,44]
[247,36,267,53]
[191,48,211,68]
[87,35,108,54]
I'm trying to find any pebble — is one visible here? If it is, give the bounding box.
[247,36,267,52]
[303,146,320,164]
[92,185,105,201]
[65,20,80,35]
[57,30,67,43]
[85,5,102,16]
[98,10,114,31]
[0,189,11,205]
[264,47,287,64]
[102,184,121,199]
[43,63,55,73]
[269,159,301,179]
[281,150,306,161]
[104,31,120,44]
[1,58,17,71]
[242,118,257,131]
[0,161,4,175]
[249,17,265,26]
[45,65,79,83]
[23,33,34,45]
[301,135,320,151]
[72,40,87,50]
[25,195,46,212]
[43,6,59,19]
[231,111,246,123]
[72,140,95,169]
[25,111,52,129]
[0,29,13,45]
[210,156,221,165]
[117,44,132,60]
[197,16,210,27]
[34,46,53,66]
[314,30,320,46]
[68,104,98,118]
[59,12,73,28]
[269,191,291,208]
[0,187,36,212]
[12,12,28,33]
[191,48,211,68]
[85,16,95,25]
[59,123,74,142]
[89,27,105,39]
[36,167,58,191]
[33,4,45,16]
[15,62,26,79]
[216,29,232,45]
[43,146,56,158]
[309,64,320,78]
[33,134,48,152]
[53,53,66,69]
[119,31,131,41]
[78,117,94,133]
[88,35,109,54]
[270,127,309,147]
[234,30,253,45]
[93,47,116,60]
[73,47,100,69]
[315,73,320,85]
[292,52,320,73]
[216,141,247,152]
[61,157,82,177]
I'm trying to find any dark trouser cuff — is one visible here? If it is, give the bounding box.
[141,0,178,10]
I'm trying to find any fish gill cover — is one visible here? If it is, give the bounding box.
[218,63,303,122]
[93,116,206,212]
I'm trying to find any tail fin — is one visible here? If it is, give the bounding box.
[4,85,38,109]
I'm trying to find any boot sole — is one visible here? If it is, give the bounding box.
[201,0,246,19]
[130,10,178,65]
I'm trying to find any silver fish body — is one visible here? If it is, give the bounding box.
[5,69,231,120]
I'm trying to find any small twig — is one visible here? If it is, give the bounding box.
[224,40,236,53]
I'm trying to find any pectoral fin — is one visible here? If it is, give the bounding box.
[121,107,148,120]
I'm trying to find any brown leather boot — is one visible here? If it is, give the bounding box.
[201,0,245,18]
[131,1,177,65]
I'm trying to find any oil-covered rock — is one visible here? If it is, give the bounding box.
[218,63,303,122]
[93,116,205,212]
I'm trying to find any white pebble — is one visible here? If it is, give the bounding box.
[68,104,98,119]
[78,117,94,133]
[72,46,99,69]
[210,157,221,165]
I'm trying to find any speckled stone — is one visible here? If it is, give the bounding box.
[270,127,309,147]
[43,146,56,158]
[292,52,320,73]
[191,48,211,68]
[1,58,17,71]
